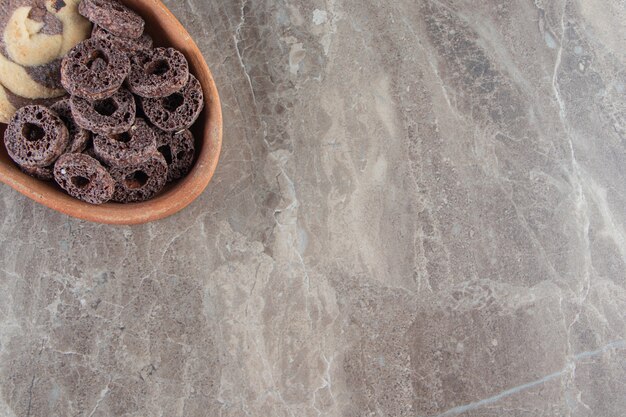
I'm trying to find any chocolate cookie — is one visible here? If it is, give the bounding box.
[141,74,204,132]
[155,128,195,182]
[109,152,168,203]
[50,98,91,153]
[91,25,152,54]
[127,47,189,98]
[4,105,69,167]
[54,153,115,204]
[61,37,130,100]
[71,88,136,135]
[21,164,54,181]
[93,118,157,167]
[79,0,145,39]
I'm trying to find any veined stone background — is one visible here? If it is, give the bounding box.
[1,0,625,416]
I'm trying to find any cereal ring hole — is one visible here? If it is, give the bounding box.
[158,145,173,164]
[112,132,133,143]
[22,123,45,142]
[94,98,118,116]
[124,171,149,189]
[71,176,91,188]
[146,59,171,76]
[162,93,184,112]
[86,50,110,69]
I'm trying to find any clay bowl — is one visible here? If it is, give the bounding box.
[0,0,222,225]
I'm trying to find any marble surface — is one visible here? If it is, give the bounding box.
[1,0,625,416]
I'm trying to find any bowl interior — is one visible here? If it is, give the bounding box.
[0,0,222,225]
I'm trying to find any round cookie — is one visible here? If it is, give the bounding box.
[141,74,204,132]
[25,58,63,90]
[21,164,54,181]
[1,4,64,67]
[155,128,195,182]
[0,0,90,102]
[0,51,65,99]
[0,83,63,124]
[61,37,130,100]
[4,105,69,167]
[54,153,115,204]
[3,83,65,110]
[50,0,94,56]
[78,0,144,39]
[71,88,136,135]
[0,83,16,123]
[128,47,189,98]
[91,25,152,54]
[93,118,157,167]
[50,98,90,153]
[109,152,168,203]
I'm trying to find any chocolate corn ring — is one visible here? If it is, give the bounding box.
[91,25,152,54]
[50,98,91,153]
[61,37,130,100]
[54,153,115,204]
[141,74,204,132]
[128,47,189,98]
[4,104,69,167]
[93,117,157,167]
[78,0,144,39]
[155,128,195,182]
[21,164,54,181]
[109,152,168,203]
[70,88,136,135]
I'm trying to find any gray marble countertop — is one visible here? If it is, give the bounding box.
[1,1,625,416]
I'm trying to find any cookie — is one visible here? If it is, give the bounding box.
[127,47,189,98]
[0,52,65,99]
[20,164,54,181]
[155,128,195,182]
[71,88,136,135]
[141,74,204,132]
[78,0,144,39]
[109,152,168,203]
[52,0,94,57]
[54,153,115,204]
[50,98,91,153]
[91,25,152,54]
[0,82,65,123]
[4,85,65,109]
[1,3,64,67]
[0,83,16,123]
[25,58,63,90]
[4,105,69,167]
[0,0,90,101]
[93,118,157,167]
[61,37,130,100]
